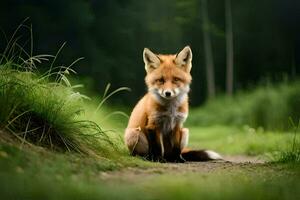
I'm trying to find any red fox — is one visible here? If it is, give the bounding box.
[125,46,221,162]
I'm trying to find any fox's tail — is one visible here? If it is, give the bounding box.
[181,148,222,161]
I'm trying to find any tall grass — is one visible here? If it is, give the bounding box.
[275,118,300,163]
[188,81,300,131]
[0,22,117,155]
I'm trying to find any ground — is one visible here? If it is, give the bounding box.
[99,155,264,182]
[0,126,299,200]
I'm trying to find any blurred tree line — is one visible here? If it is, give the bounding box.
[0,0,299,106]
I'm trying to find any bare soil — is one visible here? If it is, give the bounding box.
[99,155,267,183]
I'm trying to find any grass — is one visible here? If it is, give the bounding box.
[186,81,300,163]
[188,125,294,157]
[275,119,300,163]
[0,61,119,155]
[135,168,300,200]
[0,143,133,200]
[187,81,300,131]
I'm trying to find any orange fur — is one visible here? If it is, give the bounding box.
[124,46,193,162]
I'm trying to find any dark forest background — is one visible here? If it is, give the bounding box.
[0,0,299,106]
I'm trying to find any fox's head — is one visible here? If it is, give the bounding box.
[143,46,192,103]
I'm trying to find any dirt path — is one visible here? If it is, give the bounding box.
[100,156,266,182]
[222,155,265,163]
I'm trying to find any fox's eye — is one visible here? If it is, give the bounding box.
[173,77,181,82]
[157,78,165,84]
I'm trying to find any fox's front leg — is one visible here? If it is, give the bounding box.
[172,127,189,162]
[172,128,189,162]
[180,128,189,150]
[146,128,166,162]
[162,127,188,162]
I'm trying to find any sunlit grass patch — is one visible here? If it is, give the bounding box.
[188,125,294,157]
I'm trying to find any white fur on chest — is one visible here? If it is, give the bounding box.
[153,104,187,136]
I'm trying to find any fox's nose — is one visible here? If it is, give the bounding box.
[165,91,171,97]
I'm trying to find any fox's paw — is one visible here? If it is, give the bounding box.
[174,155,186,163]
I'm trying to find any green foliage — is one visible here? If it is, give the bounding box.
[0,0,298,105]
[188,126,293,156]
[187,82,300,130]
[275,119,300,163]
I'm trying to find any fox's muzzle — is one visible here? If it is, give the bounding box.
[159,88,179,99]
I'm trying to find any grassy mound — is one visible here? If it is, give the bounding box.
[0,55,116,155]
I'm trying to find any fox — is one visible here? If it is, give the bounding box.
[124,46,221,162]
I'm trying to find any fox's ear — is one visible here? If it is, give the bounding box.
[175,46,192,72]
[143,48,161,73]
